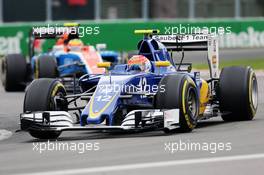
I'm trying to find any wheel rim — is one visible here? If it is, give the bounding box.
[51,92,65,111]
[251,76,258,109]
[50,90,66,111]
[187,88,197,118]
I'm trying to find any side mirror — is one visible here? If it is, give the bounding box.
[97,62,111,68]
[97,62,111,74]
[155,61,170,67]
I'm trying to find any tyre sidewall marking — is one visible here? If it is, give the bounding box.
[51,82,65,97]
[34,59,39,79]
[50,82,66,110]
[182,80,195,129]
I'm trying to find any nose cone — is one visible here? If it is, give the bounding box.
[86,91,119,124]
[80,74,136,125]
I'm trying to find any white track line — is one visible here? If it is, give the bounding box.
[0,129,12,141]
[19,153,264,175]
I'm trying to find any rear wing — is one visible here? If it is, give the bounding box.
[29,23,79,58]
[153,34,219,78]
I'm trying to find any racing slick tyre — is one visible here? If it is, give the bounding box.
[24,78,67,139]
[155,74,199,132]
[219,66,258,121]
[34,56,57,78]
[1,54,27,91]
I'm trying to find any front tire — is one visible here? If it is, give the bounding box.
[24,78,67,139]
[156,74,199,132]
[1,54,27,91]
[219,66,258,121]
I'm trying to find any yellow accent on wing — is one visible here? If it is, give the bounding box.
[63,22,79,27]
[134,29,160,35]
[199,79,209,115]
[89,93,118,119]
[155,61,170,67]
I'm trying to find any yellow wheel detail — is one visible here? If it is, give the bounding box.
[182,80,196,129]
[34,59,39,79]
[51,83,65,97]
[182,80,188,114]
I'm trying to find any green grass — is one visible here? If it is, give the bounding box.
[193,58,264,70]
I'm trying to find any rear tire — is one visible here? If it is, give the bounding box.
[219,66,258,121]
[34,56,57,78]
[1,54,27,91]
[156,74,199,132]
[24,78,67,139]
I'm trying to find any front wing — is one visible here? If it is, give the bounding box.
[20,109,180,133]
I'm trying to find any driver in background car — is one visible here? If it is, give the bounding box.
[53,33,69,52]
[67,39,84,52]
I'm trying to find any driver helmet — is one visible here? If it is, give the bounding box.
[128,55,152,72]
[68,39,84,52]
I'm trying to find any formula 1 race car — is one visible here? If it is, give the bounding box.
[20,30,258,139]
[1,23,119,92]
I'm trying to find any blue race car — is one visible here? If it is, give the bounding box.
[1,23,119,92]
[20,30,258,139]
